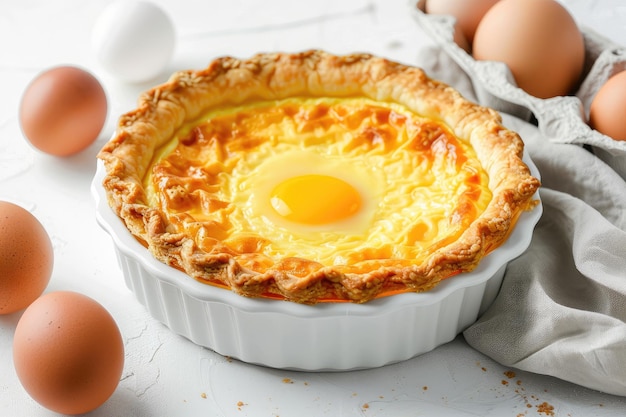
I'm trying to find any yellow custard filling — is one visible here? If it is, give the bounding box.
[144,97,492,275]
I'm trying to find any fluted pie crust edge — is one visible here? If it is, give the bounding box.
[97,50,540,304]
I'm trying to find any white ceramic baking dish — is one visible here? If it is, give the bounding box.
[92,151,542,371]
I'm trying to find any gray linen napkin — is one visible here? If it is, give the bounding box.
[418,46,626,396]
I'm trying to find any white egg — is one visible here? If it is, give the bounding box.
[92,1,176,83]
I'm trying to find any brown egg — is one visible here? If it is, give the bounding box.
[426,0,500,45]
[473,0,585,99]
[0,201,53,314]
[589,71,626,141]
[19,66,108,156]
[13,291,124,415]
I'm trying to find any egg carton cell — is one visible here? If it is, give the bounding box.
[413,0,626,180]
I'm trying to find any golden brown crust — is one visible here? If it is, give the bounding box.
[98,50,540,304]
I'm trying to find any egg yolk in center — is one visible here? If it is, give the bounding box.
[269,174,362,225]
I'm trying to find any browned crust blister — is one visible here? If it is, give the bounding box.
[97,50,540,304]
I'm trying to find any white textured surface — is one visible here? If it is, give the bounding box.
[1,0,626,416]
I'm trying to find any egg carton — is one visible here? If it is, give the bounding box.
[412,0,626,180]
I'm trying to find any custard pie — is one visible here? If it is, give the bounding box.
[97,50,540,304]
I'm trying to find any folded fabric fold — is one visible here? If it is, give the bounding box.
[417,45,626,396]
